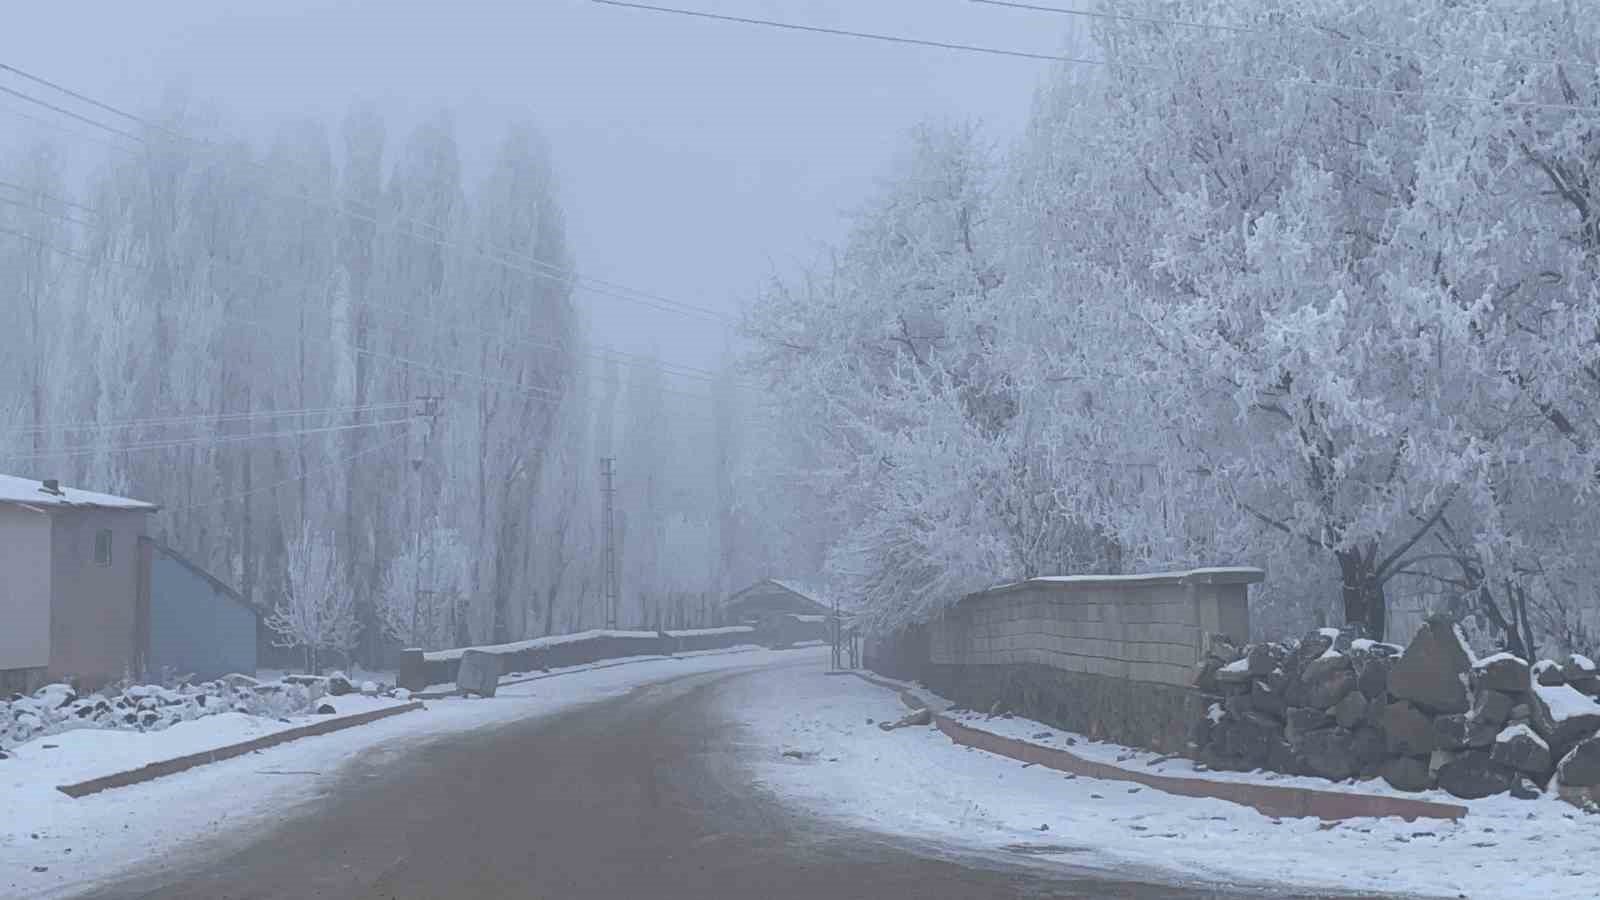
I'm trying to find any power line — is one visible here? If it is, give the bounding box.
[969,0,1600,73]
[0,64,731,324]
[590,0,1600,116]
[3,417,411,463]
[7,401,415,436]
[160,431,410,516]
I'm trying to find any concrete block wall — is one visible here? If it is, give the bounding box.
[920,568,1262,753]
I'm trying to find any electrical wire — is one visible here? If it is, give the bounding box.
[590,0,1600,115]
[7,401,416,436]
[0,63,732,323]
[159,431,411,516]
[2,417,412,463]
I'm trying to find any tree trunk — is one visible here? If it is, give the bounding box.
[1337,546,1387,641]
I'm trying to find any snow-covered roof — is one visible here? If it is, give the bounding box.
[0,474,157,512]
[1012,567,1266,590]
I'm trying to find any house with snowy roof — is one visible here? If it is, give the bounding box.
[0,474,261,693]
[0,475,158,693]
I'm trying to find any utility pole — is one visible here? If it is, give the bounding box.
[601,457,619,629]
[412,395,443,647]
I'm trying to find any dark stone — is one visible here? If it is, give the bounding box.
[1561,653,1598,681]
[1215,662,1253,686]
[1474,654,1530,693]
[1570,676,1600,698]
[1528,683,1600,755]
[1433,713,1498,750]
[1246,644,1281,678]
[1534,660,1566,686]
[1383,701,1435,756]
[326,674,355,697]
[1211,714,1277,768]
[1469,687,1514,729]
[1379,756,1433,792]
[1333,691,1367,729]
[1223,693,1251,720]
[315,703,336,715]
[1295,631,1335,666]
[1298,728,1358,781]
[1300,656,1356,710]
[1510,776,1543,800]
[1266,737,1304,776]
[1387,616,1472,714]
[1286,706,1333,741]
[1351,726,1387,772]
[1193,659,1223,694]
[1356,655,1392,701]
[1251,679,1287,719]
[1491,725,1553,776]
[1436,751,1516,799]
[1557,735,1600,788]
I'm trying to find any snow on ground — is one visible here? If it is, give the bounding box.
[738,664,1600,900]
[2,646,809,900]
[420,643,770,693]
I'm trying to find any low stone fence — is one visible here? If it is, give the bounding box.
[397,626,759,691]
[1196,616,1600,804]
[870,568,1263,754]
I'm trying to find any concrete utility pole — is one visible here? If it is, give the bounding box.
[601,457,619,629]
[412,395,443,646]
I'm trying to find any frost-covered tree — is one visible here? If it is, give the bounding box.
[266,523,358,673]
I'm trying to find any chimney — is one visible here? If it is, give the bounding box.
[40,479,63,496]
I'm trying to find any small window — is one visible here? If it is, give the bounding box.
[94,529,113,566]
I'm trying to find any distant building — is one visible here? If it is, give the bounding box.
[0,474,257,693]
[0,475,158,693]
[137,538,258,681]
[722,578,833,626]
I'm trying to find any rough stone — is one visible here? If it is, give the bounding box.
[1435,751,1516,800]
[1286,706,1334,741]
[1558,784,1600,810]
[1387,616,1472,714]
[1475,654,1530,693]
[1300,658,1356,710]
[1355,655,1392,701]
[1469,687,1514,729]
[315,703,336,715]
[1534,660,1566,687]
[1510,776,1543,800]
[1433,713,1498,750]
[1295,631,1335,667]
[1333,691,1367,729]
[1428,749,1457,776]
[326,674,355,697]
[1250,679,1287,719]
[1528,682,1600,754]
[1298,728,1359,781]
[1379,756,1433,792]
[1557,734,1600,788]
[1569,676,1600,698]
[1383,701,1435,756]
[1350,726,1387,773]
[455,650,500,698]
[1491,725,1552,777]
[1246,644,1282,678]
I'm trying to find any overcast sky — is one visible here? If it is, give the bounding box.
[3,1,1080,373]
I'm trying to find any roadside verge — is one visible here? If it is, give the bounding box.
[55,701,424,798]
[849,670,1467,823]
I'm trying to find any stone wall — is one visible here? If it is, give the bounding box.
[1194,616,1600,804]
[885,568,1262,754]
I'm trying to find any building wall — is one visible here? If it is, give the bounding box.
[145,545,257,681]
[0,504,53,675]
[49,508,148,689]
[915,570,1259,753]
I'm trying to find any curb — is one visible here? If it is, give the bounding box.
[56,701,426,799]
[846,671,1467,823]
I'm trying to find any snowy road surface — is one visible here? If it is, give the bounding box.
[33,650,1362,900]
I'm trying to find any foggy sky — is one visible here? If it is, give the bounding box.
[3,1,1076,374]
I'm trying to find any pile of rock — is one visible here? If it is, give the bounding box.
[1193,616,1600,803]
[0,671,394,752]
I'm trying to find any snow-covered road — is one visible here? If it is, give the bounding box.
[739,664,1600,900]
[2,647,788,899]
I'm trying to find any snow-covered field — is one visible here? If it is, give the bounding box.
[739,664,1600,900]
[1,646,805,900]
